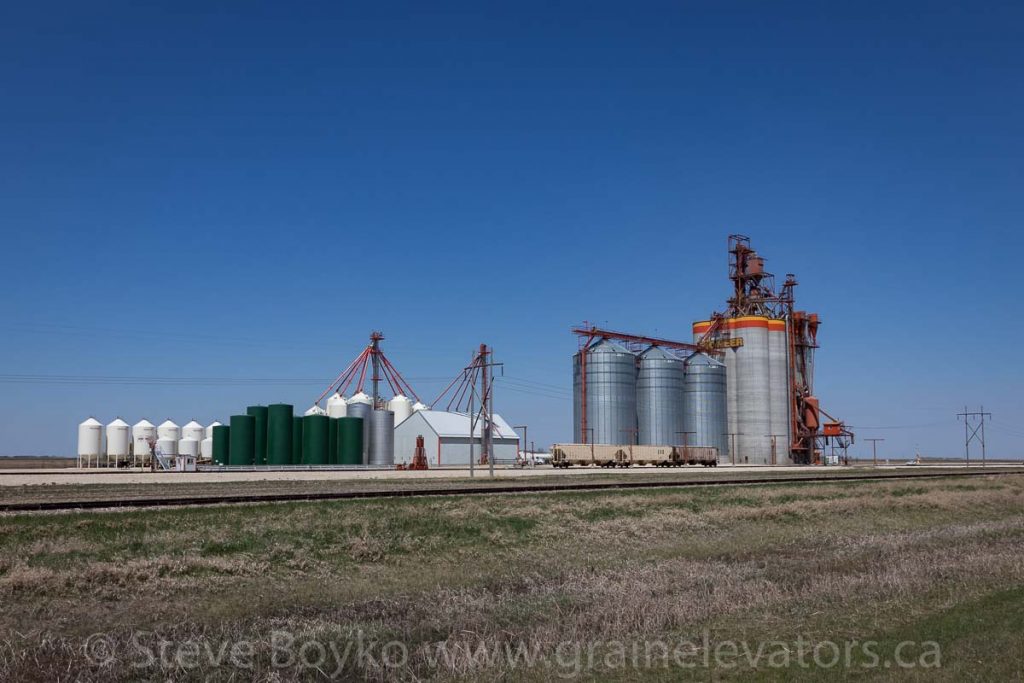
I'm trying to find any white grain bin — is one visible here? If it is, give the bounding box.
[205,421,222,438]
[389,394,413,425]
[182,420,204,443]
[132,419,156,456]
[178,437,200,458]
[348,391,372,407]
[327,392,348,418]
[200,437,213,459]
[77,418,103,460]
[105,418,130,458]
[156,438,177,457]
[304,404,326,416]
[412,401,430,413]
[157,419,180,443]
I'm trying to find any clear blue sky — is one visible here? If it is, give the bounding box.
[2,1,1022,459]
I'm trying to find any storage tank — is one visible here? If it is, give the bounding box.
[636,346,685,446]
[768,319,791,464]
[228,415,255,465]
[205,421,222,439]
[132,419,156,458]
[328,417,339,465]
[267,404,293,466]
[304,404,326,416]
[346,394,373,463]
[338,417,364,465]
[105,418,130,459]
[178,437,200,458]
[156,438,177,458]
[78,418,103,461]
[368,410,395,466]
[302,414,329,465]
[693,318,771,464]
[212,424,230,465]
[157,419,180,443]
[412,401,429,412]
[326,393,347,418]
[389,395,414,426]
[291,416,303,465]
[572,340,637,445]
[246,406,269,465]
[182,420,204,443]
[200,437,213,460]
[683,352,729,462]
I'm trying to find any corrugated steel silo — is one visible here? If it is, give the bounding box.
[731,317,772,464]
[228,415,255,465]
[368,409,394,466]
[767,319,791,464]
[683,352,729,460]
[572,340,637,445]
[267,404,293,466]
[636,346,685,446]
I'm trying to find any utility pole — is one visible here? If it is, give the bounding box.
[725,433,740,466]
[865,438,884,468]
[466,344,503,477]
[957,406,992,468]
[764,434,785,466]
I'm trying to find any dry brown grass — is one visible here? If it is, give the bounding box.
[0,475,1022,680]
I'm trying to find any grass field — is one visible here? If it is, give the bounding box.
[1,473,1022,680]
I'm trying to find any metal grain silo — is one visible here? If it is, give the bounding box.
[304,404,326,416]
[389,395,413,426]
[683,353,729,461]
[767,319,791,464]
[182,420,205,443]
[291,416,303,465]
[572,340,637,445]
[78,418,103,462]
[132,419,156,459]
[267,404,293,466]
[328,417,339,464]
[201,436,213,460]
[368,409,395,466]
[636,346,685,446]
[178,437,200,458]
[731,317,772,464]
[157,419,180,444]
[105,418,130,459]
[327,393,347,418]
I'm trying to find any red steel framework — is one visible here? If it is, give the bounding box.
[315,331,421,409]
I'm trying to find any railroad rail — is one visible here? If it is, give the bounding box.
[1,468,1022,513]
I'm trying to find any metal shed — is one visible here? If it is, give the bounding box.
[393,411,520,467]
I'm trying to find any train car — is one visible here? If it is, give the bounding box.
[624,446,677,467]
[675,446,718,467]
[551,444,626,468]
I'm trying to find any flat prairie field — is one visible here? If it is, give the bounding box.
[1,473,1022,681]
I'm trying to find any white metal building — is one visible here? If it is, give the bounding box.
[393,411,520,466]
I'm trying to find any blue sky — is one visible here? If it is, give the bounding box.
[1,1,1022,459]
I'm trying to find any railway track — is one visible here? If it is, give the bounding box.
[2,468,1022,513]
